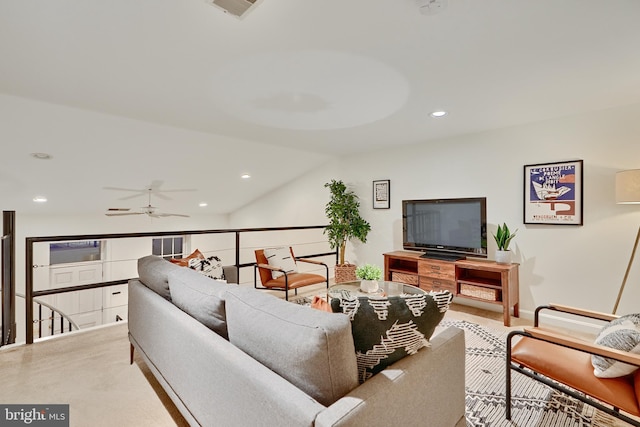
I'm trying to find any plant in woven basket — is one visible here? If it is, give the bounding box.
[355,264,382,281]
[324,179,371,266]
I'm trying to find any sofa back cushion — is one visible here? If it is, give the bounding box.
[168,268,232,339]
[224,287,358,407]
[138,255,182,300]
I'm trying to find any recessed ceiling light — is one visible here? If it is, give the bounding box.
[430,110,448,118]
[33,196,47,203]
[241,174,251,179]
[30,152,53,160]
[199,202,208,207]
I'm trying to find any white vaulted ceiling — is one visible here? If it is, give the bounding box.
[1,0,640,215]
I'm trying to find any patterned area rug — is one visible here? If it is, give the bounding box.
[439,320,629,427]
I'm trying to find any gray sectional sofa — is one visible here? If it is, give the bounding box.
[128,255,466,427]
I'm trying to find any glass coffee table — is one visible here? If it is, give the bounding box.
[328,280,426,299]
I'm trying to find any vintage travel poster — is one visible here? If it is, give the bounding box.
[524,160,583,225]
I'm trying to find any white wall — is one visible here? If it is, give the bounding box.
[231,103,640,320]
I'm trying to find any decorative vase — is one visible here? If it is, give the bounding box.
[360,279,379,293]
[334,264,357,283]
[495,250,511,264]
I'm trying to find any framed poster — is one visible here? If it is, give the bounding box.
[373,180,390,209]
[524,160,583,225]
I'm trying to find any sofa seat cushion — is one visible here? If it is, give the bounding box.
[168,267,232,339]
[330,290,453,383]
[138,255,182,300]
[512,335,640,416]
[224,286,358,407]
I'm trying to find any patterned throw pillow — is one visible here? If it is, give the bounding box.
[331,290,453,383]
[188,255,226,281]
[263,247,298,279]
[592,313,640,378]
[169,249,205,267]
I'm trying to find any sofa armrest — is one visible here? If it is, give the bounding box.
[315,326,466,427]
[222,265,238,284]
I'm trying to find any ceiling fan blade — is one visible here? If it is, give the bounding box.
[117,193,148,201]
[151,189,197,200]
[105,212,144,216]
[156,213,191,218]
[103,186,144,193]
[153,192,172,201]
[104,187,148,200]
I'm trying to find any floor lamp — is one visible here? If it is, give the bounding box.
[613,169,640,314]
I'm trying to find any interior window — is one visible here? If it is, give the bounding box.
[50,241,102,265]
[152,237,183,260]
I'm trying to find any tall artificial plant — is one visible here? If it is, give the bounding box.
[493,223,517,251]
[324,180,371,265]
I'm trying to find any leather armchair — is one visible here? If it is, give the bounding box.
[506,304,640,426]
[254,247,329,301]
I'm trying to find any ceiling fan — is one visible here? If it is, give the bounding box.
[103,180,196,201]
[105,187,191,218]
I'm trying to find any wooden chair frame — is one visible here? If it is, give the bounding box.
[506,304,640,427]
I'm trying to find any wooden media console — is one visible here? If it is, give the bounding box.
[383,251,519,326]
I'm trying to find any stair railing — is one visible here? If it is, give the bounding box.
[17,293,79,339]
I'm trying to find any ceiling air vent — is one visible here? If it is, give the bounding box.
[206,0,261,18]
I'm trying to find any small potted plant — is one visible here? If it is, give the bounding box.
[356,263,382,293]
[493,223,517,264]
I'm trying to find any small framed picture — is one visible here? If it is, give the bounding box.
[523,159,583,225]
[373,180,390,209]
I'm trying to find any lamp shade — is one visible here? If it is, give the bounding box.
[616,169,640,204]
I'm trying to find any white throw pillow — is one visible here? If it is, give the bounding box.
[592,313,640,378]
[188,255,226,281]
[264,247,298,279]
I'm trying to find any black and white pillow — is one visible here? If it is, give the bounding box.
[331,290,453,383]
[188,255,226,281]
[264,247,298,279]
[592,313,640,378]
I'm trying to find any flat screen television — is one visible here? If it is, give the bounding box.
[402,197,487,260]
